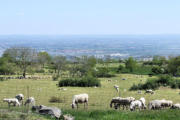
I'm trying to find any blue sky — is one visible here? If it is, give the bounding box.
[0,0,180,35]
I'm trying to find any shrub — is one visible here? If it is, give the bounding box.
[58,76,101,87]
[130,75,173,90]
[49,96,63,103]
[95,67,115,78]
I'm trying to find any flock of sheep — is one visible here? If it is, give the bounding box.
[3,94,35,107]
[71,93,180,111]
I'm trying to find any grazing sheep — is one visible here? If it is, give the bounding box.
[148,100,162,110]
[130,100,143,111]
[110,97,135,110]
[15,94,24,104]
[71,93,88,109]
[171,103,180,109]
[110,97,121,109]
[145,89,154,94]
[114,85,119,92]
[139,97,146,109]
[160,99,173,108]
[130,97,146,111]
[3,98,20,107]
[24,97,35,106]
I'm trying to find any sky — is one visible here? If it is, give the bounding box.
[0,0,180,35]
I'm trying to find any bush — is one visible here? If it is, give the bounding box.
[130,75,174,90]
[58,76,101,87]
[95,67,115,78]
[49,96,63,103]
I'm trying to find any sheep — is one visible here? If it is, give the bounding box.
[110,97,121,109]
[171,103,180,109]
[148,100,162,110]
[145,89,154,94]
[130,100,143,111]
[139,97,146,109]
[110,97,135,110]
[160,99,173,108]
[130,97,146,111]
[71,93,88,109]
[114,85,119,92]
[24,97,35,106]
[15,94,24,104]
[3,98,20,107]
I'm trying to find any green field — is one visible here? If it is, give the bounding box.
[0,73,180,120]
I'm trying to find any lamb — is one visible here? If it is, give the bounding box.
[114,85,119,92]
[145,89,154,94]
[15,94,24,104]
[3,98,20,107]
[171,103,180,109]
[71,93,88,109]
[24,97,35,106]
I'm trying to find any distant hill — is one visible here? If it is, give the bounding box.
[0,35,180,59]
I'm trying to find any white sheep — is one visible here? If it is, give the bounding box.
[24,97,35,106]
[140,97,146,109]
[15,94,24,104]
[3,98,20,107]
[114,85,119,92]
[130,100,143,111]
[148,100,162,110]
[160,99,173,108]
[171,103,180,109]
[71,93,88,109]
[145,89,154,94]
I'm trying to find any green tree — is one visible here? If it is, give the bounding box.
[38,51,51,68]
[52,56,67,76]
[125,57,137,72]
[168,56,180,76]
[3,47,37,78]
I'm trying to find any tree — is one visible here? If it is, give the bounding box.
[0,57,15,75]
[125,57,137,72]
[37,51,51,68]
[52,56,67,76]
[3,47,37,78]
[168,56,180,76]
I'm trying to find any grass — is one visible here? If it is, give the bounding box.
[0,73,180,119]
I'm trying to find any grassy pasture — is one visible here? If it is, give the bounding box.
[0,73,180,119]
